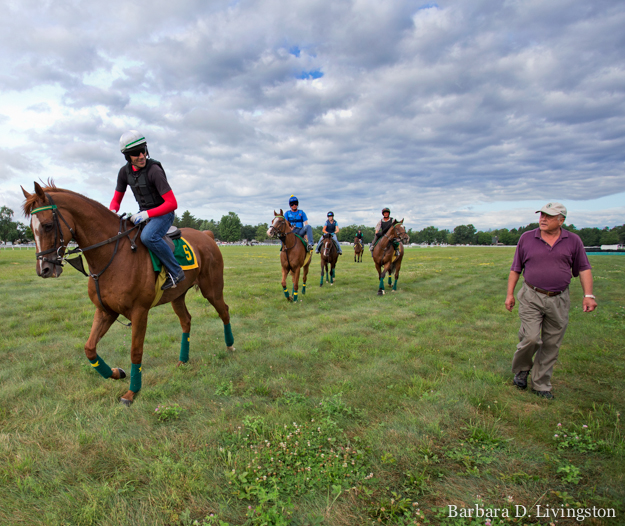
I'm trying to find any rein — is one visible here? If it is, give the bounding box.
[32,193,140,326]
[269,217,298,270]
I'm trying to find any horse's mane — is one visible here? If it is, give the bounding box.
[23,179,112,218]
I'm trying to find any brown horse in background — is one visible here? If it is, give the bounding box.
[372,219,410,295]
[267,210,311,302]
[353,236,364,262]
[22,182,234,406]
[319,233,339,286]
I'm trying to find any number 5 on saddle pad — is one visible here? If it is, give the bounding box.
[148,237,199,272]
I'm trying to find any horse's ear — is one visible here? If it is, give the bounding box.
[279,209,284,215]
[34,182,46,201]
[399,218,404,224]
[21,186,31,199]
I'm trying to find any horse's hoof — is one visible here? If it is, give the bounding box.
[177,361,188,367]
[227,346,236,352]
[377,290,385,296]
[117,368,127,379]
[120,398,133,407]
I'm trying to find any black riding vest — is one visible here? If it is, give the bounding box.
[379,218,394,235]
[325,220,337,234]
[125,159,166,211]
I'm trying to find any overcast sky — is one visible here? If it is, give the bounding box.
[1,0,624,231]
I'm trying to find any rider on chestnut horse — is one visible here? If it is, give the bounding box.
[315,211,343,255]
[283,196,314,252]
[109,130,185,291]
[370,208,398,256]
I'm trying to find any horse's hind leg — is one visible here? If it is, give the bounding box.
[198,275,235,351]
[171,294,192,365]
[84,308,126,382]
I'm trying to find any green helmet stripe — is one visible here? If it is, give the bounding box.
[125,137,146,148]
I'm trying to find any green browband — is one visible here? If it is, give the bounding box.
[31,205,57,214]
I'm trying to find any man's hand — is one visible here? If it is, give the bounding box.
[130,211,149,225]
[505,294,516,312]
[583,297,597,312]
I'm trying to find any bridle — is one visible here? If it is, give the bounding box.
[268,215,298,268]
[321,234,335,258]
[31,192,140,325]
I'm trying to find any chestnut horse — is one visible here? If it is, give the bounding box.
[267,210,311,301]
[319,233,339,286]
[22,182,234,406]
[353,236,363,263]
[371,219,410,295]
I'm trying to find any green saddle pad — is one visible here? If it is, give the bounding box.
[149,237,199,272]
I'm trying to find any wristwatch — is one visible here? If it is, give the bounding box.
[584,294,596,299]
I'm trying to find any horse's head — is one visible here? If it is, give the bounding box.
[267,210,291,239]
[22,182,70,278]
[392,219,410,244]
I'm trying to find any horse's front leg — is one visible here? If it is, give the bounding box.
[291,267,302,302]
[85,308,126,381]
[320,258,325,287]
[281,266,291,301]
[120,308,149,406]
[302,259,310,294]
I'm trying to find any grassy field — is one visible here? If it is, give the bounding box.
[0,246,623,526]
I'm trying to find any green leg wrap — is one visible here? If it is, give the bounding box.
[393,278,398,291]
[130,363,142,393]
[224,323,234,347]
[89,355,113,379]
[379,277,385,290]
[283,287,289,299]
[293,289,298,302]
[388,276,392,285]
[302,283,306,294]
[320,275,324,286]
[180,332,190,363]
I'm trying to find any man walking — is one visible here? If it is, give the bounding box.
[505,202,597,399]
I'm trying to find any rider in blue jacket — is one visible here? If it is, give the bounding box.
[284,196,314,251]
[316,211,342,255]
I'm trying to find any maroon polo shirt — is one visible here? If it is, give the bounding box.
[511,228,591,292]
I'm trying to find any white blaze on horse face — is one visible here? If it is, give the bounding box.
[31,214,43,274]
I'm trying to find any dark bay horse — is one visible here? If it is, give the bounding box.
[267,210,311,302]
[22,182,234,406]
[372,219,410,295]
[319,233,338,286]
[353,236,363,263]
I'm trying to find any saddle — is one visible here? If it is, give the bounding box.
[163,226,182,252]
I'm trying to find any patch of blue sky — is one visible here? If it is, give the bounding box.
[418,3,439,10]
[297,69,323,80]
[289,46,301,58]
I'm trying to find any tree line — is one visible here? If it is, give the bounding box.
[1,205,624,247]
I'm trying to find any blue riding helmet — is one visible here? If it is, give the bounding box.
[327,211,334,217]
[289,195,299,206]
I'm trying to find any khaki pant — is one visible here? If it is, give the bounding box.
[512,283,570,392]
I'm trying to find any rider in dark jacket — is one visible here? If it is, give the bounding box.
[109,130,185,290]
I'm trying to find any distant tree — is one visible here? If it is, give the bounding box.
[219,212,242,242]
[0,206,20,243]
[255,223,268,241]
[240,224,256,241]
[178,210,201,229]
[476,231,492,245]
[199,219,219,238]
[577,227,602,246]
[600,229,620,245]
[338,224,358,242]
[452,224,477,244]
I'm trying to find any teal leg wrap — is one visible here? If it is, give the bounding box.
[89,355,113,379]
[393,278,398,291]
[224,323,234,347]
[379,277,385,290]
[320,275,324,286]
[293,289,298,302]
[130,363,142,393]
[180,332,190,363]
[302,283,306,294]
[283,287,290,299]
[388,276,392,285]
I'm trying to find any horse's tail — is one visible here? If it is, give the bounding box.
[203,230,215,240]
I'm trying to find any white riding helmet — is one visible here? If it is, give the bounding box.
[119,130,147,153]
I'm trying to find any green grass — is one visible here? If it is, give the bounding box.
[0,246,623,525]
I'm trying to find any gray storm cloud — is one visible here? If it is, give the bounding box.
[0,0,623,228]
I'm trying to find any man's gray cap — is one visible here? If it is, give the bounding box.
[536,202,567,218]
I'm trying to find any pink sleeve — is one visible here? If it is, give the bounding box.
[147,190,178,218]
[109,190,124,212]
